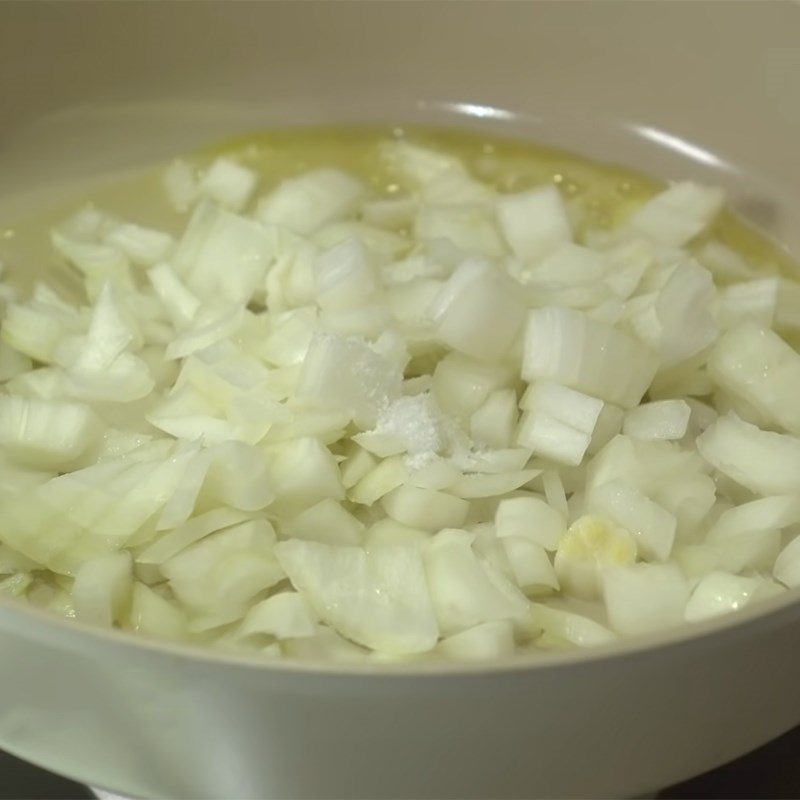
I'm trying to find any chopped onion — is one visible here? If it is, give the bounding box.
[281,498,365,546]
[428,259,525,361]
[256,169,366,235]
[1,133,797,663]
[495,495,565,550]
[554,514,637,599]
[234,591,317,642]
[72,551,132,627]
[626,182,723,247]
[774,534,800,588]
[496,185,572,262]
[198,157,258,212]
[685,571,780,622]
[423,528,529,636]
[603,563,689,636]
[708,322,800,435]
[697,412,800,496]
[622,400,690,441]
[522,307,658,408]
[438,619,515,661]
[275,539,438,655]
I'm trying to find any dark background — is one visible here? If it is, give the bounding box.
[1,725,799,799]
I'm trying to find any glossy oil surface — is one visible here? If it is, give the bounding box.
[1,127,796,303]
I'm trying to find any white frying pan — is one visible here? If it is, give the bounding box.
[0,3,799,797]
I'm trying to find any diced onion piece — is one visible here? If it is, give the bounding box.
[296,331,402,427]
[314,220,409,262]
[408,458,461,490]
[282,497,365,546]
[235,591,317,641]
[495,496,566,550]
[631,259,717,363]
[588,479,676,561]
[0,395,98,467]
[710,528,781,574]
[697,413,800,496]
[340,445,377,490]
[517,382,603,466]
[708,322,800,435]
[523,307,658,409]
[66,351,154,403]
[603,563,689,636]
[266,436,344,515]
[379,139,465,188]
[587,403,625,456]
[496,185,572,262]
[447,469,539,499]
[128,582,188,640]
[529,603,616,648]
[364,519,430,548]
[162,159,198,212]
[198,157,258,211]
[147,263,200,327]
[696,240,758,283]
[104,223,175,268]
[173,202,274,305]
[257,169,366,235]
[623,400,690,441]
[517,412,592,467]
[275,539,439,655]
[520,381,603,434]
[51,231,131,288]
[203,441,275,512]
[774,535,800,588]
[2,303,67,364]
[525,243,607,287]
[554,514,637,599]
[685,571,772,622]
[541,470,569,518]
[381,485,469,530]
[586,436,715,542]
[423,528,530,636]
[1,448,196,574]
[72,551,132,627]
[349,456,408,506]
[428,259,525,361]
[627,182,723,246]
[281,625,367,662]
[423,167,495,205]
[415,204,505,260]
[457,448,532,474]
[155,448,211,530]
[501,536,559,595]
[706,495,800,541]
[432,353,514,417]
[470,389,518,449]
[718,278,778,329]
[438,620,515,661]
[314,237,378,313]
[136,507,255,565]
[165,304,246,361]
[161,519,284,617]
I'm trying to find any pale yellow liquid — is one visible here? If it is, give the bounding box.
[0,127,796,299]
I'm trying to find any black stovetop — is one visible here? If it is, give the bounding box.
[2,725,799,799]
